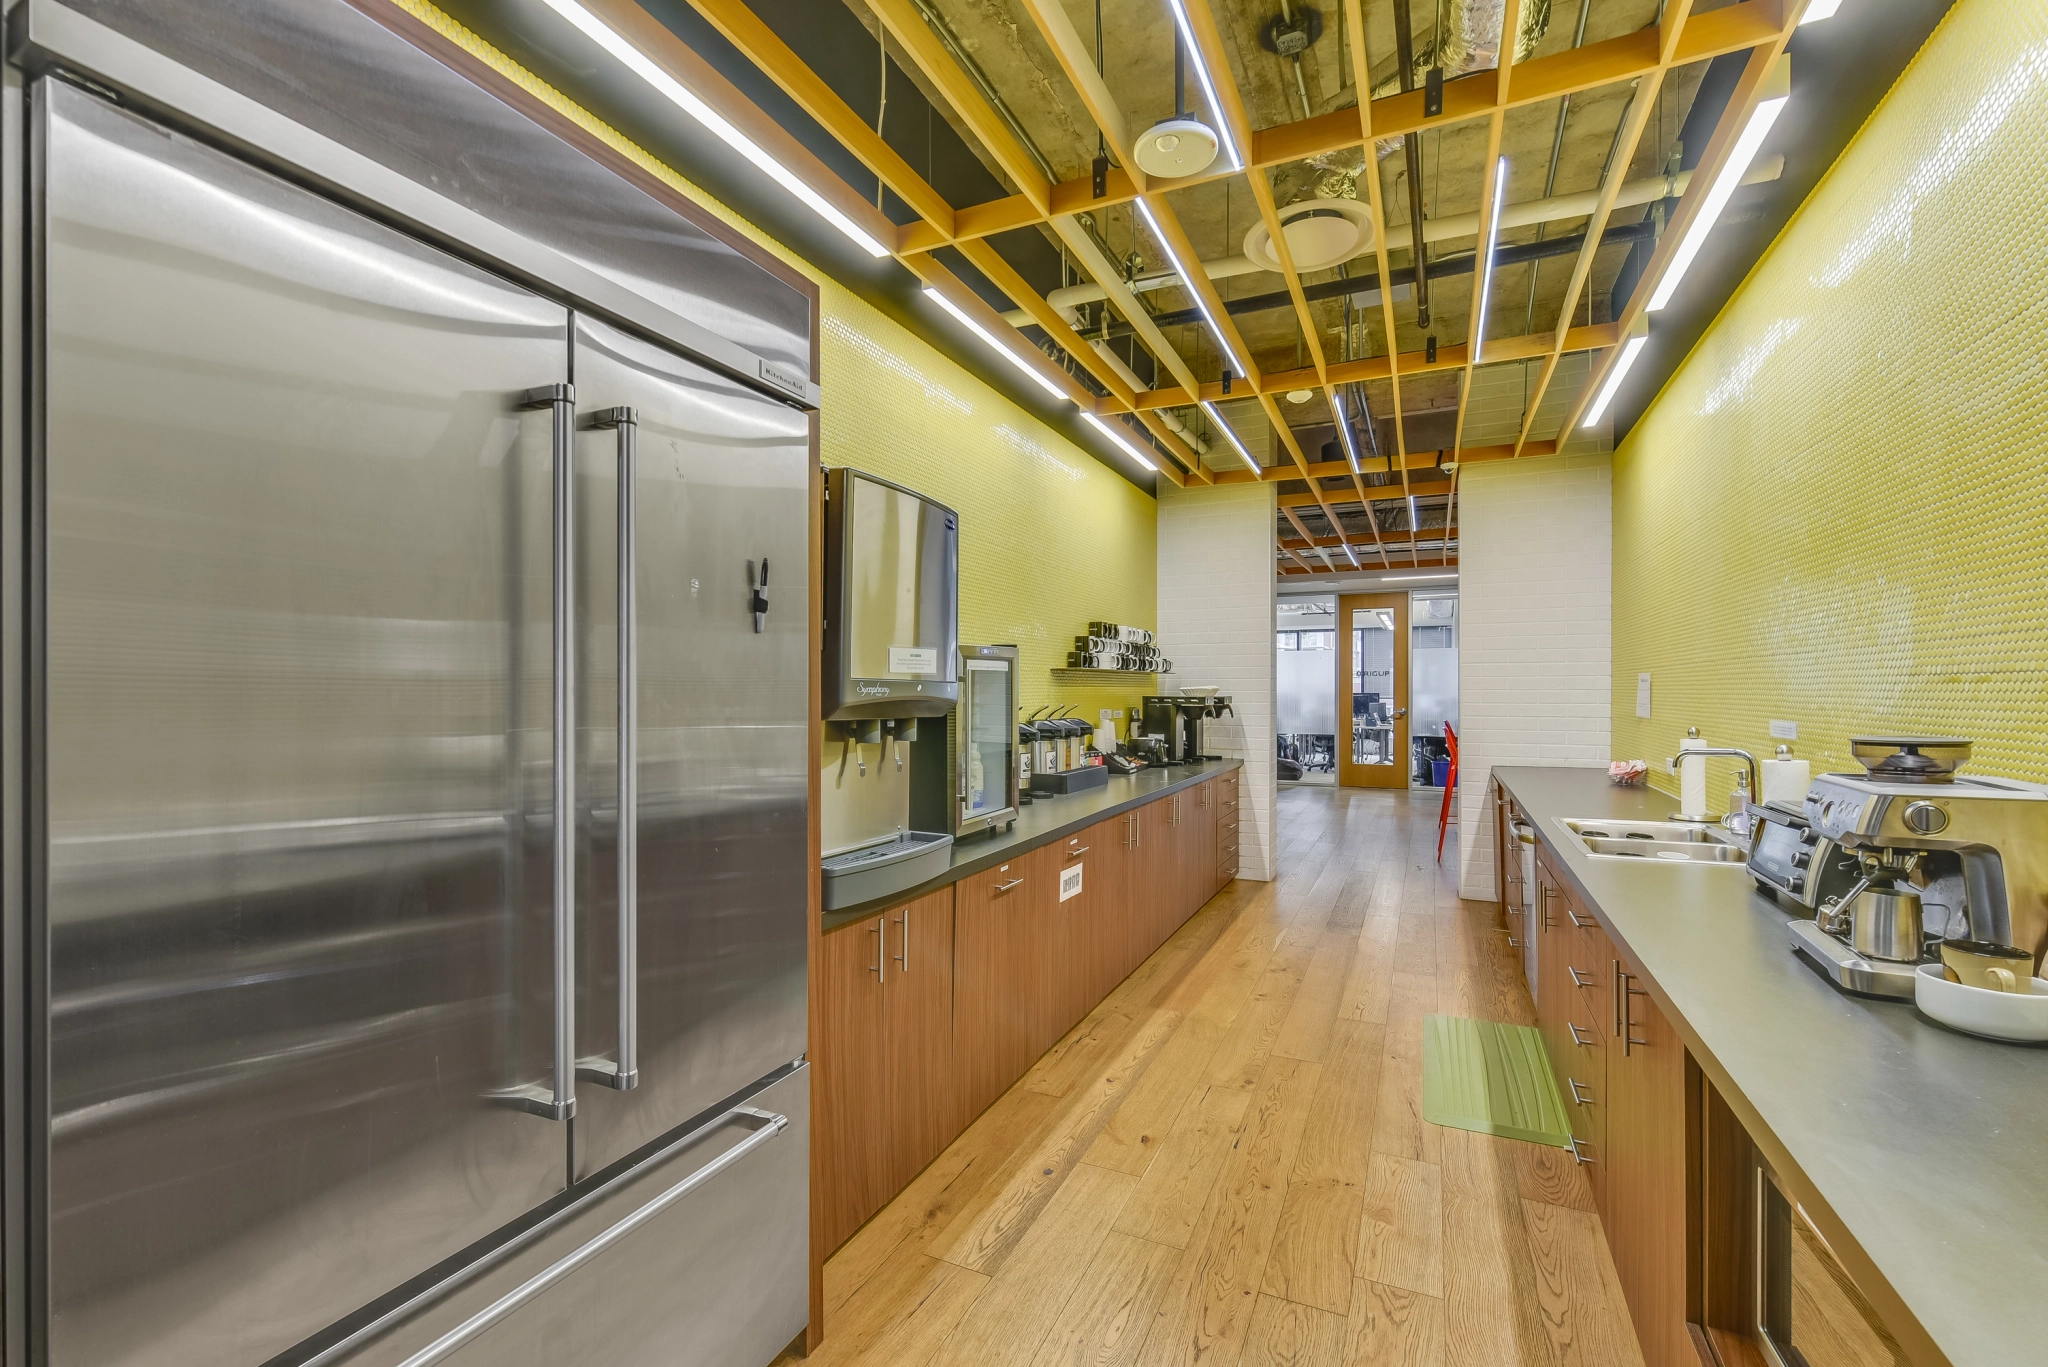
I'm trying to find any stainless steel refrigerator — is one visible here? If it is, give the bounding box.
[22,55,811,1367]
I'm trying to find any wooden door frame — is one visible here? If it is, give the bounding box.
[1336,592,1410,789]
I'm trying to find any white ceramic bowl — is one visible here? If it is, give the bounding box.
[1914,964,2048,1043]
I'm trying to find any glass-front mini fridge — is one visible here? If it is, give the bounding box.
[956,645,1020,835]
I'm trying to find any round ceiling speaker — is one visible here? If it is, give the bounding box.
[1242,197,1375,274]
[1132,118,1220,178]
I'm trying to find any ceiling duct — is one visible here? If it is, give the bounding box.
[1007,158,1784,324]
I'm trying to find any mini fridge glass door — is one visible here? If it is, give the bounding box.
[957,650,1017,833]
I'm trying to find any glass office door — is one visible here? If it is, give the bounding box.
[1336,592,1409,789]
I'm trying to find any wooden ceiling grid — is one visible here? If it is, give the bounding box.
[672,0,1807,572]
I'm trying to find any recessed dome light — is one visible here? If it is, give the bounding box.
[1133,118,1219,177]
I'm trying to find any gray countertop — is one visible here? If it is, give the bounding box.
[823,759,1243,932]
[1495,767,2046,1367]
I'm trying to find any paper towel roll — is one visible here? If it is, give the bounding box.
[1761,756,1810,806]
[1680,736,1708,816]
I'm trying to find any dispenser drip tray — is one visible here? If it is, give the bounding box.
[822,831,954,911]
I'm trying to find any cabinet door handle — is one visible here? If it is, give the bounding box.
[1568,1078,1592,1106]
[1567,1136,1593,1165]
[871,921,885,983]
[1613,958,1624,1036]
[1568,966,1594,990]
[994,878,1024,894]
[1568,1022,1593,1047]
[1622,975,1650,1055]
[894,908,909,973]
[1065,845,1090,858]
[1538,886,1556,928]
[1507,938,1521,947]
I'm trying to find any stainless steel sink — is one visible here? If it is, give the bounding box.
[1558,818,1749,864]
[1577,836,1749,863]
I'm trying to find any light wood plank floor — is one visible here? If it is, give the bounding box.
[788,787,1646,1367]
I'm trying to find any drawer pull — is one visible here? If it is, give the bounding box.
[1568,1022,1593,1047]
[1568,1078,1592,1106]
[994,878,1024,893]
[397,1108,789,1366]
[1568,966,1594,990]
[1567,1136,1593,1165]
[1566,906,1592,929]
[1065,846,1090,858]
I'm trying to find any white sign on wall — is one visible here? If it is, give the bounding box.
[1059,863,1083,902]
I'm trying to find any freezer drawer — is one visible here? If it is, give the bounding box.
[326,1065,808,1367]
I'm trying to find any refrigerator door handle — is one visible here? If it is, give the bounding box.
[492,383,578,1121]
[579,406,641,1092]
[394,1107,791,1367]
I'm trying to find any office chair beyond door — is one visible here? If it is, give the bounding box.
[1436,723,1458,862]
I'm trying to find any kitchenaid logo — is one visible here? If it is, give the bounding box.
[856,683,891,698]
[757,358,807,398]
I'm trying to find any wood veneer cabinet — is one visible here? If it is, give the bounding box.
[955,848,1054,1122]
[1531,852,1698,1367]
[815,886,955,1255]
[1213,769,1240,890]
[815,774,1241,1266]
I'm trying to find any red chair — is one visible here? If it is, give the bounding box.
[1436,723,1459,862]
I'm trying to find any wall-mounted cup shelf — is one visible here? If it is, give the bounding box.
[1050,666,1167,683]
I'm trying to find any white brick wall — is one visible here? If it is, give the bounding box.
[1455,451,1613,898]
[1158,480,1277,881]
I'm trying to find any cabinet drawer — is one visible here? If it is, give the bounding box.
[343,1071,808,1367]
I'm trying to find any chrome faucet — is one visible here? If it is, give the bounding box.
[1664,746,1760,822]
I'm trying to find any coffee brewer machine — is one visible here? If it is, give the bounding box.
[1776,738,2048,998]
[1140,694,1234,765]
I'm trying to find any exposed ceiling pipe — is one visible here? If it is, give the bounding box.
[1044,300,1212,454]
[1001,157,1783,323]
[1526,0,1595,331]
[1390,0,1430,327]
[1119,219,1652,332]
[905,0,1059,187]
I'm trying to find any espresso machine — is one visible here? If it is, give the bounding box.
[1140,694,1234,765]
[1766,738,2048,998]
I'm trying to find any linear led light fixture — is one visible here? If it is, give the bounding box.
[1083,412,1158,472]
[1798,0,1844,21]
[1582,315,1651,427]
[1646,56,1791,311]
[1380,572,1457,582]
[1330,391,1362,474]
[538,0,890,258]
[1161,0,1243,170]
[1472,156,1509,360]
[1135,197,1249,380]
[1198,400,1260,474]
[922,288,1066,400]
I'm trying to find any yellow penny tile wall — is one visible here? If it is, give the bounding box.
[400,2,1158,724]
[1612,0,2048,795]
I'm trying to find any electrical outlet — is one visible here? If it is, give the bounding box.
[1636,673,1652,720]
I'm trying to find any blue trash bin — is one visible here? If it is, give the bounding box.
[1431,757,1451,787]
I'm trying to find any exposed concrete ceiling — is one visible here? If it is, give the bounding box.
[831,0,1729,490]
